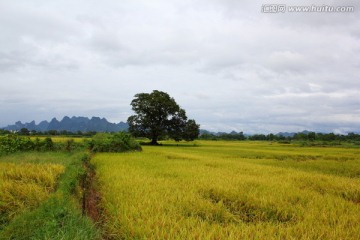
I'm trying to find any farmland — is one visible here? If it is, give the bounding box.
[1,138,360,239]
[0,152,100,239]
[93,141,360,239]
[0,161,64,229]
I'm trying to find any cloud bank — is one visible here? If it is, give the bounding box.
[1,0,359,133]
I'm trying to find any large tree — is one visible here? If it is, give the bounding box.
[127,90,199,145]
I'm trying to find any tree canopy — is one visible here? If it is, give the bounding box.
[127,90,199,145]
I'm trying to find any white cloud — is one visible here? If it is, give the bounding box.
[0,0,359,133]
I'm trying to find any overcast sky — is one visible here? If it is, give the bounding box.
[0,0,359,133]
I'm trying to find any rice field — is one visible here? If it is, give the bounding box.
[93,141,360,239]
[0,152,100,239]
[30,136,88,143]
[0,161,64,227]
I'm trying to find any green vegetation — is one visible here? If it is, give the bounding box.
[1,131,360,239]
[87,132,141,153]
[127,90,199,145]
[0,152,100,239]
[0,135,85,155]
[0,132,141,239]
[0,128,97,137]
[93,141,360,239]
[0,162,64,227]
[199,130,360,146]
[0,133,141,155]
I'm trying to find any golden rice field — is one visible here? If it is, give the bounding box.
[92,141,360,239]
[0,162,64,225]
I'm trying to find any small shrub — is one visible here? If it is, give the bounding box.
[88,132,141,153]
[0,135,35,154]
[42,137,54,151]
[64,139,75,152]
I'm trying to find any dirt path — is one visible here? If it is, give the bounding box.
[82,154,102,224]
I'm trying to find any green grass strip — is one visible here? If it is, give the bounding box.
[0,152,101,240]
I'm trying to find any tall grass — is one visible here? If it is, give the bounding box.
[93,141,360,239]
[0,163,64,227]
[0,152,100,239]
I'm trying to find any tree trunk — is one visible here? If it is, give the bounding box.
[151,136,158,145]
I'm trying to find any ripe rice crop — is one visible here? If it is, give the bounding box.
[93,141,360,239]
[0,163,64,225]
[30,136,88,143]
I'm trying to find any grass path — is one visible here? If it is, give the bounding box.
[0,152,100,239]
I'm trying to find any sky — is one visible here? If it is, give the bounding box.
[0,0,359,134]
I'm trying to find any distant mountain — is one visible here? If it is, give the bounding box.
[276,132,296,137]
[276,130,311,137]
[3,116,128,132]
[199,129,250,136]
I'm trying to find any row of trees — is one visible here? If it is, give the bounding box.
[199,131,360,142]
[200,131,246,140]
[292,132,360,142]
[0,128,98,136]
[0,135,79,154]
[0,133,142,155]
[6,128,359,143]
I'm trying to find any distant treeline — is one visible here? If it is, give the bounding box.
[2,128,360,143]
[199,131,360,142]
[0,132,141,155]
[0,128,97,137]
